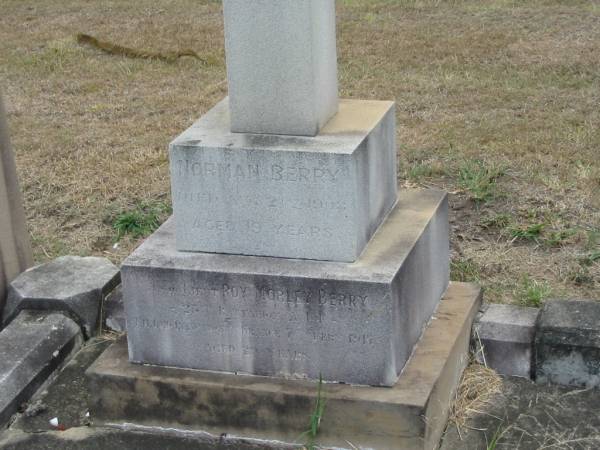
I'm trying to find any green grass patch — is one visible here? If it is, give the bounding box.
[451,258,481,282]
[113,201,171,241]
[480,213,511,230]
[580,251,600,267]
[543,228,578,248]
[516,275,552,307]
[405,160,445,182]
[457,160,504,203]
[508,223,545,243]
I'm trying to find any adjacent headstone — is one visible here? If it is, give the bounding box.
[169,98,397,262]
[0,311,82,427]
[474,303,539,378]
[0,92,33,322]
[223,0,338,136]
[3,256,120,337]
[536,299,600,388]
[123,190,448,387]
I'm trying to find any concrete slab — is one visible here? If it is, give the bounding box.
[122,189,449,386]
[0,311,82,427]
[3,256,120,337]
[88,282,481,450]
[536,299,600,388]
[223,0,338,136]
[474,304,539,378]
[169,98,397,262]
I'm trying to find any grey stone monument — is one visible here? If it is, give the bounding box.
[122,0,448,387]
[90,2,481,448]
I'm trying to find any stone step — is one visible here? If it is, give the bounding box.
[122,189,449,387]
[87,282,481,450]
[0,311,82,427]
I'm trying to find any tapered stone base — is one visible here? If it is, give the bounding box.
[87,282,481,450]
[169,98,397,262]
[122,190,449,386]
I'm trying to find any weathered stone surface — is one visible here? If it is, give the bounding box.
[440,374,600,450]
[89,282,481,450]
[536,299,600,388]
[0,427,295,450]
[123,189,449,387]
[0,91,33,322]
[0,311,82,427]
[223,0,338,136]
[10,338,111,434]
[169,98,397,262]
[3,256,120,337]
[474,303,539,378]
[103,285,126,333]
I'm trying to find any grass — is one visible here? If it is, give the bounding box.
[486,427,503,450]
[451,258,481,283]
[112,201,171,241]
[301,374,326,450]
[449,362,502,432]
[508,223,545,244]
[0,0,598,303]
[516,275,552,307]
[457,160,504,203]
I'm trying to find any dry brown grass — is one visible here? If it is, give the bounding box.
[0,0,599,304]
[449,362,503,433]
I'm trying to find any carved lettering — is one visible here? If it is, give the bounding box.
[175,160,348,184]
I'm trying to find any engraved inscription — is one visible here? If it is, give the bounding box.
[173,190,348,212]
[193,218,334,239]
[176,160,348,184]
[130,280,390,367]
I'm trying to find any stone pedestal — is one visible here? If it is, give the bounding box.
[123,190,449,387]
[169,98,397,262]
[88,282,481,450]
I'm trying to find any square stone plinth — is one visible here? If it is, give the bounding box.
[475,304,539,378]
[223,0,338,136]
[536,299,600,388]
[122,190,449,387]
[88,283,481,450]
[169,97,397,262]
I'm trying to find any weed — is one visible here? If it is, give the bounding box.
[543,228,578,248]
[451,258,481,282]
[587,229,600,250]
[486,425,503,450]
[516,275,552,307]
[509,223,545,243]
[480,213,511,230]
[405,160,445,182]
[302,374,326,450]
[580,251,600,267]
[113,201,171,241]
[569,266,595,286]
[457,160,504,203]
